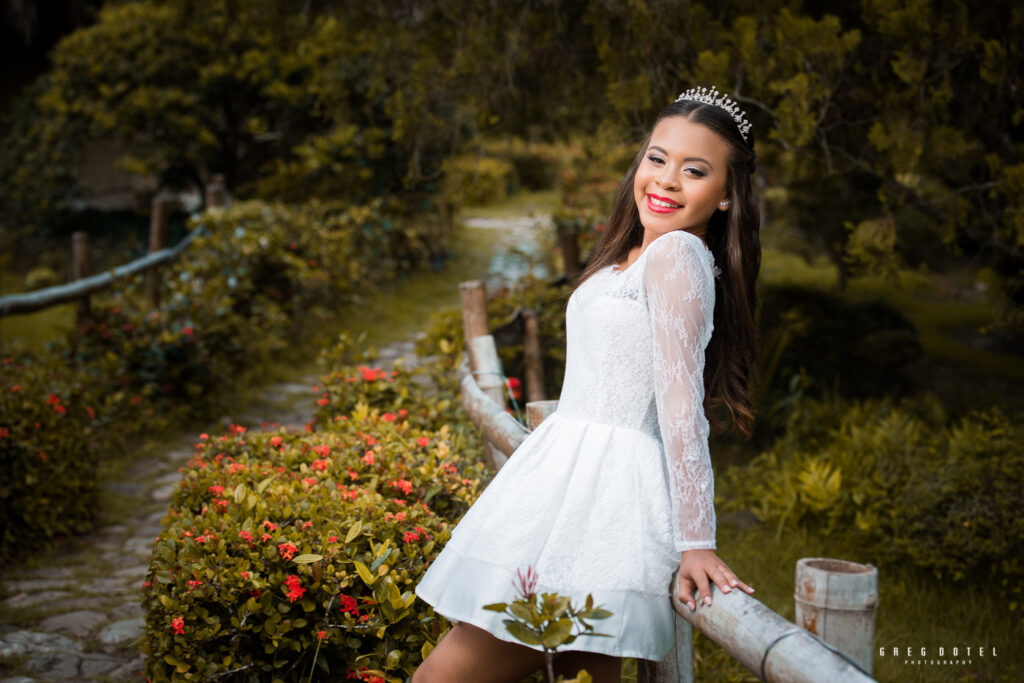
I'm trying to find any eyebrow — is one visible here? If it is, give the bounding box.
[648,145,714,170]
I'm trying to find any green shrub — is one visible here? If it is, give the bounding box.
[24,266,61,291]
[141,397,487,681]
[753,285,922,441]
[1,199,446,560]
[478,138,560,191]
[0,353,103,560]
[441,155,518,207]
[721,393,1024,629]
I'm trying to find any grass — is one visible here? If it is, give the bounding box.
[695,521,1023,682]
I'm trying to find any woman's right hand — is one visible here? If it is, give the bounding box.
[676,548,754,610]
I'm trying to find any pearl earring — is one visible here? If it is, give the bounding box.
[719,200,730,209]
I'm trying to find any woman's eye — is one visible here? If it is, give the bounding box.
[684,167,706,178]
[647,154,664,165]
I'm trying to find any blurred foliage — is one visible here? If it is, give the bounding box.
[0,201,441,560]
[3,0,1020,331]
[721,393,1024,634]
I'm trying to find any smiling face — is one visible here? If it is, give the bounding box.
[633,115,732,244]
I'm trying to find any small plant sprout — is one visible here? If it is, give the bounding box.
[483,566,612,683]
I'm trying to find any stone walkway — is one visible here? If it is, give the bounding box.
[0,337,422,682]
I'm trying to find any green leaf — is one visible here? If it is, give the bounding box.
[354,560,376,585]
[540,618,573,649]
[345,520,363,544]
[587,609,612,620]
[482,602,508,612]
[257,475,275,494]
[292,554,323,564]
[503,620,541,646]
[234,484,248,504]
[385,649,402,668]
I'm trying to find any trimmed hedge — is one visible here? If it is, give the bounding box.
[142,371,488,680]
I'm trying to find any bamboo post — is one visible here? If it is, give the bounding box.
[72,231,90,327]
[459,280,489,360]
[459,279,509,469]
[467,335,509,470]
[559,228,581,277]
[205,173,230,209]
[525,400,558,430]
[522,309,546,403]
[795,558,878,674]
[147,198,169,308]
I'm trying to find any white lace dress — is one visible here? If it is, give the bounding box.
[415,229,721,661]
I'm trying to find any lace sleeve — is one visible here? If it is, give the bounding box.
[642,231,717,553]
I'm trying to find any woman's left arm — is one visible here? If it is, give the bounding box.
[643,232,754,609]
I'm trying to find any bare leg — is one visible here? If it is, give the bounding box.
[413,622,546,683]
[553,651,622,683]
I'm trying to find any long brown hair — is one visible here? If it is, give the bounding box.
[572,98,761,438]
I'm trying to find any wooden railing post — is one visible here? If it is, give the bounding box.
[525,400,558,430]
[205,173,231,209]
[558,228,580,278]
[72,231,90,327]
[459,279,510,470]
[147,198,169,308]
[522,309,546,403]
[795,558,878,675]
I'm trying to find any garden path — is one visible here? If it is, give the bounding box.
[0,211,550,681]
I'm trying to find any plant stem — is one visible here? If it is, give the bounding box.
[544,650,555,682]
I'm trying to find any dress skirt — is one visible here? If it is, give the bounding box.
[414,410,681,660]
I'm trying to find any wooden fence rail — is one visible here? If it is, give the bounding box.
[0,177,230,322]
[454,277,878,683]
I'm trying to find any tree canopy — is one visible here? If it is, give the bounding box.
[1,0,1021,327]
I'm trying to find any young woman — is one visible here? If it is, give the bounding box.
[414,87,761,683]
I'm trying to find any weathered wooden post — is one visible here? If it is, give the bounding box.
[205,173,231,209]
[558,228,581,278]
[522,308,546,403]
[147,197,169,308]
[795,558,878,675]
[525,400,558,430]
[459,280,509,470]
[72,231,90,327]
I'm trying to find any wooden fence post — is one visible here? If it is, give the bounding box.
[795,558,878,675]
[147,198,169,308]
[525,400,558,430]
[459,279,509,470]
[559,228,581,278]
[205,173,231,209]
[72,231,90,327]
[522,309,546,403]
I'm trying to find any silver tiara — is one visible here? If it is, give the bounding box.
[675,86,752,143]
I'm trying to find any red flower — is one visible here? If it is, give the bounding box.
[46,393,60,405]
[389,479,413,496]
[85,405,96,419]
[283,575,305,603]
[171,616,185,635]
[182,326,194,337]
[317,630,328,640]
[403,530,421,544]
[417,437,430,448]
[311,458,329,472]
[338,594,359,615]
[361,452,375,466]
[0,427,9,439]
[513,566,539,601]
[316,396,329,406]
[208,485,225,496]
[270,436,283,448]
[506,376,522,399]
[278,542,299,561]
[39,451,47,461]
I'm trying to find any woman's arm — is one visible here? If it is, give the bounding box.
[643,231,754,608]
